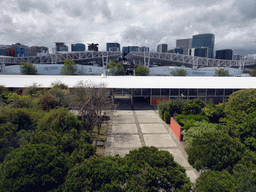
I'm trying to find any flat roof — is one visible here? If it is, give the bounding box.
[0,75,256,89]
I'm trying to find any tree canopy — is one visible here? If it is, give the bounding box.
[170,68,187,76]
[61,58,78,75]
[63,146,191,191]
[214,68,229,76]
[20,62,37,75]
[107,60,126,76]
[134,63,150,76]
[249,65,256,76]
[186,131,245,172]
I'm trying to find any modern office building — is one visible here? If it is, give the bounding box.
[0,48,6,56]
[192,33,215,58]
[137,46,149,52]
[157,44,168,53]
[168,48,183,54]
[122,46,139,58]
[189,47,208,58]
[216,49,233,60]
[55,42,68,52]
[88,43,99,51]
[176,39,192,55]
[71,43,86,51]
[232,54,242,60]
[106,43,120,51]
[15,48,26,57]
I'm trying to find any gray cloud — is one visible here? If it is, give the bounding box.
[17,0,52,14]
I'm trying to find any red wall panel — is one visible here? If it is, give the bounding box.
[170,117,183,141]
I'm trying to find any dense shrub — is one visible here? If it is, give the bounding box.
[158,99,185,123]
[0,143,68,192]
[182,98,205,115]
[183,121,219,146]
[37,107,82,133]
[202,102,225,123]
[175,114,209,131]
[187,131,245,172]
[163,110,171,124]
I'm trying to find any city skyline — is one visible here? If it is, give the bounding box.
[0,0,256,55]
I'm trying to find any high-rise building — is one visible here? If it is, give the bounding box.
[157,44,168,53]
[122,46,139,58]
[106,43,120,51]
[168,48,183,54]
[176,39,192,55]
[192,33,215,58]
[88,43,99,51]
[55,42,68,52]
[71,43,85,51]
[216,49,233,60]
[137,46,149,52]
[189,47,208,58]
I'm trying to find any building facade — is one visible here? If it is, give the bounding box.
[157,44,168,53]
[55,42,68,52]
[137,46,149,52]
[216,49,233,60]
[122,46,139,58]
[71,43,86,51]
[189,47,208,58]
[176,39,192,55]
[106,43,120,51]
[192,34,215,58]
[88,43,99,51]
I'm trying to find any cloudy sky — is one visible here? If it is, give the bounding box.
[1,0,256,55]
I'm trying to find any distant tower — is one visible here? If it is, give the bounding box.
[192,33,215,58]
[106,43,120,51]
[157,44,168,53]
[176,39,192,55]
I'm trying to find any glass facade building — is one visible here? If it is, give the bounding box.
[216,49,233,60]
[71,43,85,51]
[192,33,215,58]
[106,43,120,51]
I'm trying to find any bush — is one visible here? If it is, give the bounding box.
[187,131,245,172]
[175,114,209,131]
[37,107,82,133]
[182,98,205,115]
[202,102,225,123]
[183,121,219,146]
[157,99,185,121]
[0,143,68,192]
[163,110,171,124]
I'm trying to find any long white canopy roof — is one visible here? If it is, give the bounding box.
[0,75,256,89]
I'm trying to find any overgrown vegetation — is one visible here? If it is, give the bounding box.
[157,90,256,190]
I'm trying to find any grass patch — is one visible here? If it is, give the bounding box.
[91,123,108,142]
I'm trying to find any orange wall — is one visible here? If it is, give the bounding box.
[170,117,183,141]
[151,97,169,105]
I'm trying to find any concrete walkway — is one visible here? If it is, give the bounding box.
[104,99,199,183]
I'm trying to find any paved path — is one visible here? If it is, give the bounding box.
[104,99,199,183]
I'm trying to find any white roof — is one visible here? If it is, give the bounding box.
[0,75,256,89]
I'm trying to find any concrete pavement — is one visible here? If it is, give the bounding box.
[104,99,199,183]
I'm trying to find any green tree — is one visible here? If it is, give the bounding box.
[202,102,225,123]
[0,143,68,192]
[186,131,245,172]
[182,98,205,115]
[183,121,219,147]
[249,65,256,76]
[224,89,256,150]
[61,58,78,75]
[107,60,126,76]
[20,62,37,75]
[170,68,187,76]
[63,147,191,191]
[134,63,150,76]
[214,68,229,76]
[194,170,234,192]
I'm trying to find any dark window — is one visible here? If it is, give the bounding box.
[180,89,188,96]
[161,89,169,96]
[152,89,160,96]
[142,89,150,96]
[170,89,179,96]
[198,89,206,96]
[123,89,131,95]
[216,89,224,96]
[133,89,141,96]
[207,89,215,96]
[225,89,233,96]
[115,89,122,95]
[189,89,197,96]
